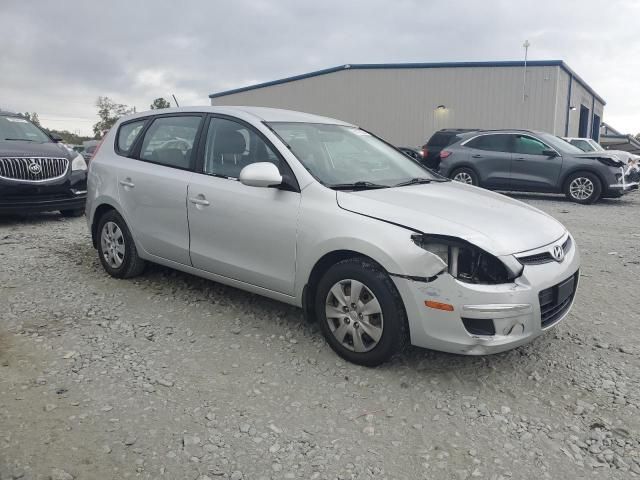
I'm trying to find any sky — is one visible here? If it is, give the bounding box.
[1,0,638,137]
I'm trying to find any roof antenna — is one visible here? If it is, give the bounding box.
[172,94,180,107]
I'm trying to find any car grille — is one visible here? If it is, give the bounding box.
[539,271,579,328]
[519,236,572,265]
[0,157,69,182]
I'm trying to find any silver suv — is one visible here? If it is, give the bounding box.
[87,107,580,366]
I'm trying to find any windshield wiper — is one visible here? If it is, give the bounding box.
[3,138,37,142]
[328,181,389,190]
[393,177,433,187]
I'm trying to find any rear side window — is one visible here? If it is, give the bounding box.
[117,120,146,154]
[427,132,455,148]
[139,116,201,169]
[514,135,548,155]
[466,134,511,153]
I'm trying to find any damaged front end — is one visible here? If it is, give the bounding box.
[594,155,640,192]
[410,233,523,285]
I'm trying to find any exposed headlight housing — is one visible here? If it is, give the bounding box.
[596,156,624,168]
[71,153,87,171]
[412,234,522,284]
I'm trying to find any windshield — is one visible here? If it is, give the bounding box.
[0,116,52,143]
[538,133,584,154]
[268,122,437,187]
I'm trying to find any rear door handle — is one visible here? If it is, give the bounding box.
[189,196,210,206]
[472,154,483,158]
[119,179,135,188]
[514,157,526,161]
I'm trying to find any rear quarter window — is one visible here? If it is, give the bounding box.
[116,119,147,155]
[427,132,454,148]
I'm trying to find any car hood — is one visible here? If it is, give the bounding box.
[336,182,566,256]
[570,151,627,165]
[0,140,74,159]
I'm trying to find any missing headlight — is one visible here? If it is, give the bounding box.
[412,234,519,284]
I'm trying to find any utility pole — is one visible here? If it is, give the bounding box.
[522,40,530,102]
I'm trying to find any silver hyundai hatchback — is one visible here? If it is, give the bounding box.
[87,107,580,366]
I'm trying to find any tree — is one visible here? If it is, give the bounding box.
[93,96,133,138]
[22,112,40,126]
[150,97,171,110]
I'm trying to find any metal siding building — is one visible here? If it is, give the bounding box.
[209,61,605,147]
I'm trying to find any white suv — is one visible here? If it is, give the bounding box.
[87,107,580,366]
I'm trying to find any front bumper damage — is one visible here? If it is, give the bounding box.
[392,234,580,355]
[608,165,639,194]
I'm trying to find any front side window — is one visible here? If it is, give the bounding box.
[514,135,548,155]
[117,120,146,154]
[0,116,51,143]
[203,117,280,178]
[139,116,201,169]
[466,134,511,153]
[268,123,436,187]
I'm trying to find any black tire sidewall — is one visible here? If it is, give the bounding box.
[314,259,406,367]
[564,172,602,204]
[451,167,479,186]
[96,211,138,278]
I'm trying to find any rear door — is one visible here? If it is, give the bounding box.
[510,134,563,192]
[117,114,203,265]
[461,134,513,188]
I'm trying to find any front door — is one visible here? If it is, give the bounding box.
[187,116,300,295]
[117,114,203,265]
[509,134,563,192]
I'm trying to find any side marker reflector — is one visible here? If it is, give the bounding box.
[425,300,454,312]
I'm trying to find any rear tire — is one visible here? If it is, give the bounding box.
[96,210,146,278]
[450,167,479,186]
[564,172,602,204]
[60,208,84,217]
[314,257,408,367]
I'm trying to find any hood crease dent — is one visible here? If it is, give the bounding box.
[336,182,566,257]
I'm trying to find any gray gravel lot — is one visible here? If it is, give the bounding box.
[1,192,639,480]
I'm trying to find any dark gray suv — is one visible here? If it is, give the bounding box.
[437,129,638,204]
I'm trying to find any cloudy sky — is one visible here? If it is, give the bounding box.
[1,0,638,136]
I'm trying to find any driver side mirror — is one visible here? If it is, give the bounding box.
[50,132,63,143]
[542,149,558,158]
[239,162,283,188]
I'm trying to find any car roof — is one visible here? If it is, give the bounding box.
[0,110,20,117]
[117,106,355,127]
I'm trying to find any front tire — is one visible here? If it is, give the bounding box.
[96,210,146,278]
[450,167,479,186]
[564,172,602,204]
[314,258,408,367]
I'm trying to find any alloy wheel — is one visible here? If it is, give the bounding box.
[100,221,125,268]
[325,279,384,353]
[569,177,594,201]
[453,172,474,184]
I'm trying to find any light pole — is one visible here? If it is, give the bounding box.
[522,40,530,102]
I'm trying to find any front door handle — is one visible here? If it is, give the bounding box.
[472,154,483,158]
[189,196,210,207]
[119,178,135,188]
[514,157,526,161]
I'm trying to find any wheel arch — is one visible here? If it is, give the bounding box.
[560,168,607,192]
[449,164,481,182]
[90,201,125,248]
[301,249,389,323]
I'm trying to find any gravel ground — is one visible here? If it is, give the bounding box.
[1,192,639,480]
